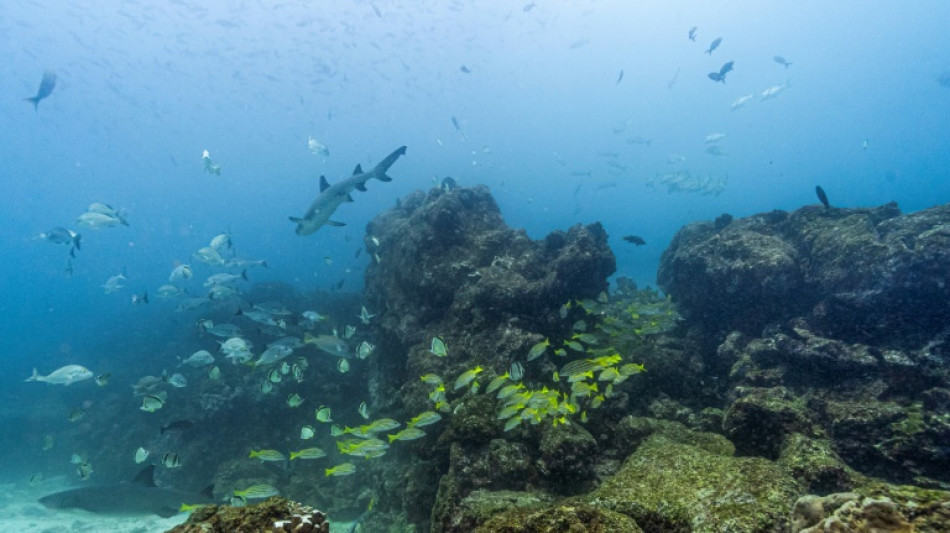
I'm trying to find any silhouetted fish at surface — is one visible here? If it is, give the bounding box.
[708,61,734,83]
[622,235,646,246]
[815,185,830,208]
[705,37,722,55]
[25,70,57,111]
[773,55,793,68]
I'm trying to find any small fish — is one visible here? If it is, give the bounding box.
[95,373,111,387]
[705,37,722,55]
[453,366,483,390]
[131,291,149,305]
[815,186,830,208]
[343,325,356,339]
[208,366,221,380]
[169,264,193,282]
[70,453,85,465]
[287,393,304,408]
[268,369,282,383]
[24,70,57,111]
[688,26,697,41]
[451,116,461,130]
[761,81,789,101]
[325,463,356,477]
[260,380,273,394]
[68,408,85,422]
[387,427,427,443]
[509,362,525,382]
[316,406,333,423]
[140,393,166,412]
[30,473,44,486]
[705,132,726,144]
[337,359,350,373]
[358,306,375,324]
[358,402,370,420]
[559,301,571,319]
[429,337,448,357]
[300,425,315,439]
[202,150,221,175]
[420,373,443,386]
[292,363,304,382]
[731,94,754,111]
[615,69,624,85]
[622,235,646,246]
[180,350,215,368]
[43,435,54,451]
[234,484,280,499]
[773,55,793,68]
[134,447,149,464]
[357,341,375,360]
[26,365,94,385]
[290,447,327,460]
[165,373,188,388]
[308,136,330,157]
[161,453,181,468]
[407,411,442,428]
[77,462,93,480]
[527,339,550,361]
[248,449,286,462]
[707,61,733,83]
[459,65,471,73]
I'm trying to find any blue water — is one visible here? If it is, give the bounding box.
[1,0,949,522]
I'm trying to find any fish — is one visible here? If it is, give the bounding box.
[68,408,85,422]
[161,453,181,468]
[169,264,193,282]
[25,70,57,111]
[39,465,213,518]
[134,447,149,464]
[208,366,221,380]
[77,212,124,228]
[705,37,722,55]
[408,411,442,428]
[708,61,733,83]
[358,402,370,420]
[268,369,282,383]
[76,462,93,480]
[459,65,471,73]
[203,271,247,287]
[160,420,194,434]
[453,366,483,390]
[194,246,225,266]
[387,427,427,443]
[527,339,550,361]
[233,484,280,499]
[338,359,350,373]
[202,150,221,175]
[615,70,624,85]
[209,232,232,253]
[623,235,646,246]
[101,273,127,294]
[451,116,461,130]
[688,26,698,41]
[290,447,327,460]
[300,425,315,439]
[815,185,830,208]
[26,365,93,385]
[308,137,330,157]
[509,362,525,382]
[358,306,375,324]
[315,406,333,423]
[131,291,149,304]
[38,227,81,256]
[324,463,356,477]
[731,94,754,111]
[254,344,294,367]
[179,350,215,367]
[761,81,790,101]
[95,373,111,387]
[287,393,304,408]
[344,325,357,339]
[248,449,286,462]
[226,257,268,269]
[290,146,407,235]
[304,332,351,358]
[429,337,448,357]
[43,435,54,451]
[705,133,727,144]
[165,373,188,388]
[140,392,167,412]
[773,55,793,68]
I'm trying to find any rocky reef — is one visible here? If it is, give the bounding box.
[167,497,329,533]
[351,191,950,532]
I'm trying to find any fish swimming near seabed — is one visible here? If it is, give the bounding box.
[25,70,57,111]
[290,146,407,236]
[39,465,214,518]
[815,185,831,208]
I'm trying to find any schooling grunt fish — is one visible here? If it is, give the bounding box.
[290,146,407,236]
[25,70,57,111]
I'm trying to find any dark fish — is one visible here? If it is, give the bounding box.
[371,3,381,17]
[708,61,733,83]
[459,65,471,73]
[160,420,194,434]
[336,279,345,290]
[773,55,792,68]
[440,176,458,191]
[688,26,698,41]
[622,235,646,246]
[354,247,362,258]
[25,70,57,111]
[616,70,624,85]
[705,37,722,55]
[815,186,830,208]
[523,1,535,12]
[451,116,461,130]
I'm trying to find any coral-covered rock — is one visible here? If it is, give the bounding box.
[791,489,950,533]
[476,501,642,533]
[166,497,329,533]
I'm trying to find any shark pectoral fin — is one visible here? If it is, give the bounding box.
[200,483,215,500]
[328,220,346,227]
[378,173,393,182]
[319,176,331,192]
[352,164,363,175]
[345,194,355,202]
[132,465,158,488]
[289,216,303,223]
[355,182,367,192]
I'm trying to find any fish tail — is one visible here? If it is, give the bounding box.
[25,368,39,382]
[373,146,407,178]
[23,97,40,111]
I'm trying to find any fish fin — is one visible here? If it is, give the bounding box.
[25,368,39,382]
[352,164,363,175]
[241,269,248,281]
[328,220,346,227]
[132,465,158,488]
[377,174,393,182]
[319,176,330,192]
[354,182,367,192]
[23,96,39,111]
[289,216,303,223]
[345,194,354,202]
[201,484,215,499]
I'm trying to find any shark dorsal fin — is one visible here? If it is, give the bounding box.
[352,164,363,175]
[319,176,331,193]
[132,465,158,488]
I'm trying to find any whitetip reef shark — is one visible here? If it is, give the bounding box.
[290,145,407,236]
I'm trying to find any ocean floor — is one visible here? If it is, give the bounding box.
[0,478,357,532]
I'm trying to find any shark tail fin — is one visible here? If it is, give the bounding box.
[26,368,39,382]
[24,97,40,111]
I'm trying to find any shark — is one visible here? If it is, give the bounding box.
[290,145,407,236]
[38,465,214,518]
